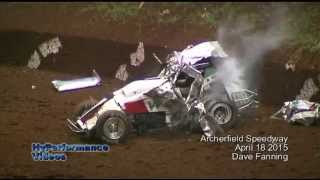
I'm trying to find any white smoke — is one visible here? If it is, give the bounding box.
[215,4,290,92]
[215,57,246,92]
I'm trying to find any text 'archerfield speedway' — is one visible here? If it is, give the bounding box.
[200,135,289,162]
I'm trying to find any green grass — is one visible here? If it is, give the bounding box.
[79,2,141,23]
[287,5,320,52]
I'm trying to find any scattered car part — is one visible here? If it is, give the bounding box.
[271,99,320,126]
[285,61,296,72]
[51,69,102,92]
[27,50,41,69]
[115,64,129,81]
[152,53,163,65]
[296,78,319,101]
[27,37,62,69]
[130,42,144,67]
[38,37,62,58]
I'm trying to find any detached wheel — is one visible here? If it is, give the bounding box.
[96,110,131,144]
[207,102,236,129]
[72,99,98,139]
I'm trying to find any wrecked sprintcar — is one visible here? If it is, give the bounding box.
[271,99,320,126]
[67,41,258,144]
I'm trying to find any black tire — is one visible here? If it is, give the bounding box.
[206,101,237,129]
[71,99,98,139]
[96,110,131,144]
[202,81,237,129]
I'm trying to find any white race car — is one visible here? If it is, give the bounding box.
[67,41,258,144]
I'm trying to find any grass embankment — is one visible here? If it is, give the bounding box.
[78,2,320,55]
[5,2,320,62]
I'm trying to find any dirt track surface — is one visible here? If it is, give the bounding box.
[0,5,320,178]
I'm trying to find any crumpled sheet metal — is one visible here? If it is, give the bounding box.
[296,78,319,101]
[130,42,145,67]
[38,37,62,58]
[174,41,229,65]
[27,50,41,69]
[271,99,320,126]
[115,64,129,81]
[52,70,102,92]
[27,37,62,69]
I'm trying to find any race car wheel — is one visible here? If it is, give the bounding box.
[72,99,98,139]
[96,110,131,144]
[201,79,238,129]
[207,102,236,129]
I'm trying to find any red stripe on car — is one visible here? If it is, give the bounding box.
[124,100,148,113]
